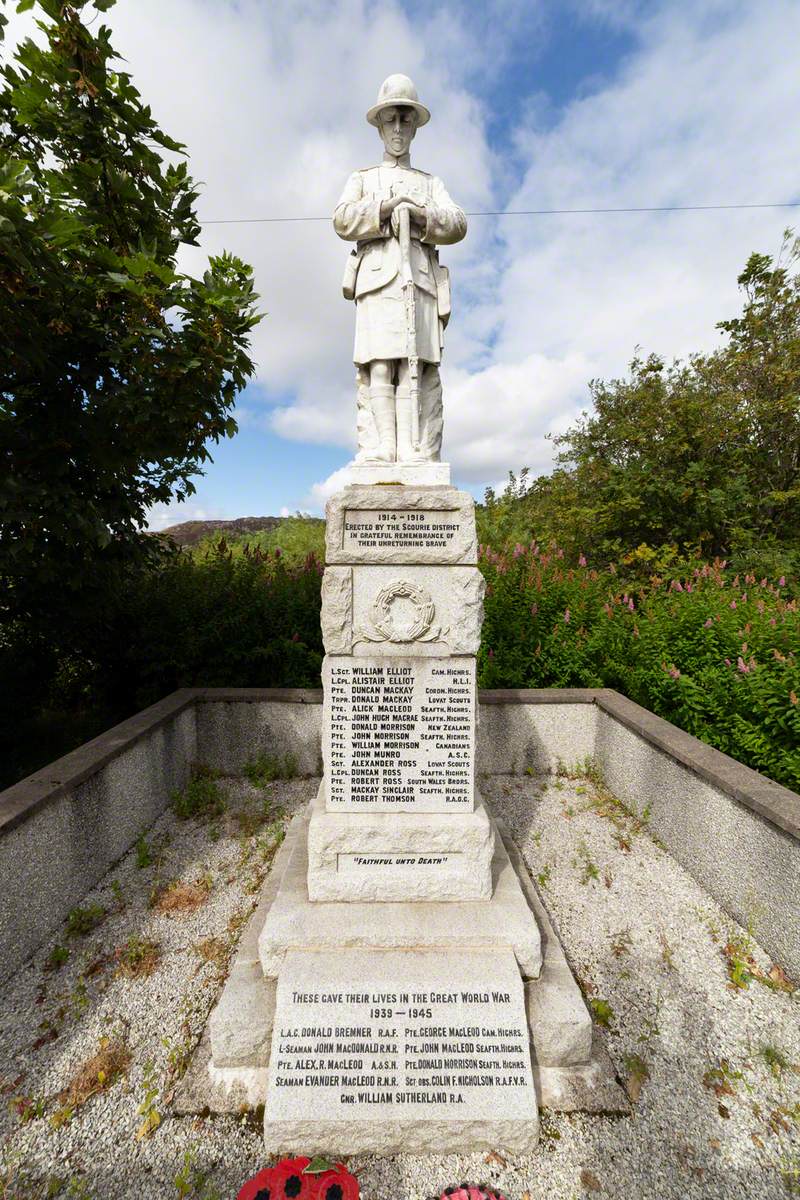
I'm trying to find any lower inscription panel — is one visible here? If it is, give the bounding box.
[264,947,538,1154]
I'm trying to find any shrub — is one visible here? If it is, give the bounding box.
[478,544,800,791]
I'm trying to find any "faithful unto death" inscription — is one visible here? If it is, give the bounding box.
[263,947,538,1152]
[323,656,475,812]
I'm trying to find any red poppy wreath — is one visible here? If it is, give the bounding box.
[237,1157,359,1200]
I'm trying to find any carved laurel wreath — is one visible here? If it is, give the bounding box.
[356,580,444,644]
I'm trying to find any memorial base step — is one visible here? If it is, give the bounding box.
[345,461,451,486]
[307,782,495,901]
[180,812,630,1138]
[258,805,542,979]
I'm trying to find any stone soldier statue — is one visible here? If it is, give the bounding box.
[333,74,467,465]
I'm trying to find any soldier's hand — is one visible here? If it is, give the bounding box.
[390,201,427,235]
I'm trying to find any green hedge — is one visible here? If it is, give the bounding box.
[2,540,798,794]
[479,543,800,791]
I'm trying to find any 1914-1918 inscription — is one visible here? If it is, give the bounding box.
[265,948,537,1136]
[343,510,462,553]
[324,656,474,811]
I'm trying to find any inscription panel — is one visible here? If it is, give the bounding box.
[338,852,461,873]
[343,510,462,555]
[265,947,537,1141]
[323,655,475,812]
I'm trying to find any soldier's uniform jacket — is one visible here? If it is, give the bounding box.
[333,162,466,320]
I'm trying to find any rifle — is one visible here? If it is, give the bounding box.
[398,204,421,452]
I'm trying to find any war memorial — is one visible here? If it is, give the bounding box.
[202,74,608,1157]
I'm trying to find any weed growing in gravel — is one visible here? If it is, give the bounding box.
[623,1052,650,1102]
[136,1059,161,1140]
[781,1151,800,1197]
[136,835,153,868]
[7,1092,47,1123]
[193,936,229,983]
[61,1036,132,1110]
[723,923,797,994]
[45,943,69,972]
[659,931,675,971]
[244,751,299,786]
[537,1109,563,1151]
[173,769,226,822]
[760,1044,793,1077]
[173,1147,221,1200]
[65,903,106,938]
[578,841,600,885]
[589,997,614,1028]
[637,992,664,1045]
[536,864,552,888]
[114,936,161,979]
[162,1013,197,1085]
[152,876,212,914]
[611,929,633,957]
[69,979,89,1018]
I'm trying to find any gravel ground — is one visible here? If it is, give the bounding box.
[0,771,798,1200]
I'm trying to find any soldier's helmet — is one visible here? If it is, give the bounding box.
[367,74,431,127]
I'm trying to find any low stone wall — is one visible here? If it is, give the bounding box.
[2,687,798,985]
[0,691,197,984]
[593,690,800,981]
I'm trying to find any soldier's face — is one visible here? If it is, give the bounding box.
[378,106,417,157]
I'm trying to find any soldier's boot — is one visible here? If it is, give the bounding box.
[368,385,397,462]
[395,385,427,462]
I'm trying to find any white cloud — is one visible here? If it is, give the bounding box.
[7,0,800,514]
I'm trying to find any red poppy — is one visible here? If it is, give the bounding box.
[309,1163,359,1200]
[237,1167,275,1200]
[271,1157,317,1200]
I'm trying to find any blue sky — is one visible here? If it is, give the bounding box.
[10,0,800,525]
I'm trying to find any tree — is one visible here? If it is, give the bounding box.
[0,0,261,629]
[480,234,800,571]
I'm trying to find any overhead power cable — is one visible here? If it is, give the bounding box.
[200,200,800,226]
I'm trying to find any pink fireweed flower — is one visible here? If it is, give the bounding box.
[628,598,635,611]
[488,648,494,660]
[741,592,747,602]
[557,548,564,559]
[737,656,749,674]
[564,608,571,623]
[760,578,767,587]
[779,576,786,587]
[578,554,587,567]
[725,658,732,666]
[686,583,693,592]
[530,603,538,616]
[668,665,681,680]
[704,617,713,627]
[790,691,798,706]
[730,600,737,609]
[513,543,525,559]
[770,617,777,626]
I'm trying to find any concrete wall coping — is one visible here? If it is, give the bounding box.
[2,686,798,844]
[592,688,800,842]
[0,689,197,837]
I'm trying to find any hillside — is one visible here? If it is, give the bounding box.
[159,516,284,546]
